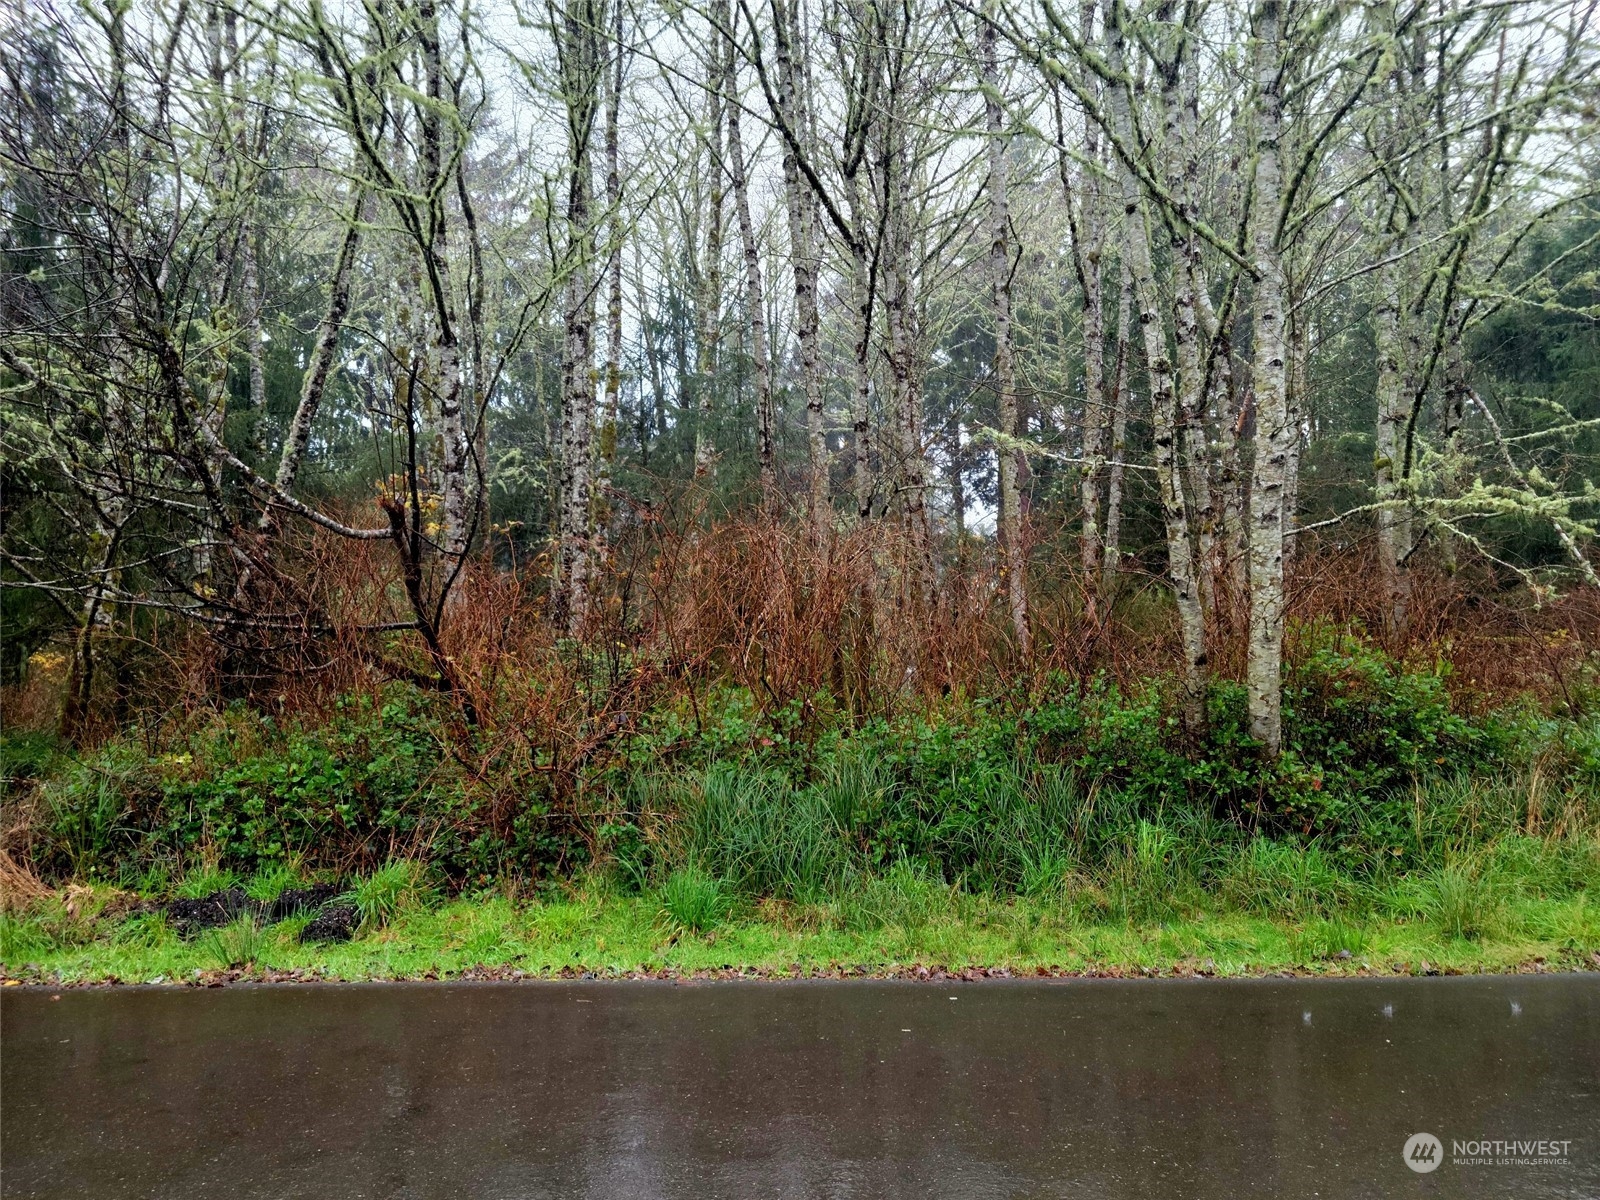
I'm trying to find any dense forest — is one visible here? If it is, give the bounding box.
[2,0,1599,968]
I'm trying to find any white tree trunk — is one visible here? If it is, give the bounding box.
[596,0,624,566]
[1245,0,1293,756]
[725,34,775,499]
[884,118,934,604]
[982,14,1029,655]
[1374,255,1414,638]
[1283,307,1308,573]
[1102,259,1132,589]
[693,0,727,481]
[1075,5,1107,590]
[419,0,470,564]
[846,168,876,521]
[1106,4,1207,732]
[554,0,600,632]
[1168,39,1217,621]
[774,0,828,528]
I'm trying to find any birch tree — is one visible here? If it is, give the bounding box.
[1243,0,1292,756]
[981,10,1029,653]
[549,0,605,631]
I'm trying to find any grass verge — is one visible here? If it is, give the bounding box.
[4,882,1596,986]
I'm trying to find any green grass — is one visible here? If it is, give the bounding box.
[343,860,426,932]
[4,870,1596,985]
[175,865,239,899]
[4,722,1596,985]
[657,866,732,933]
[195,918,268,972]
[244,864,300,903]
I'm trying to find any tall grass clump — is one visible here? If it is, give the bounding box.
[175,862,240,898]
[657,865,731,934]
[35,744,153,881]
[834,859,951,933]
[935,765,1083,895]
[1099,819,1188,920]
[813,750,889,839]
[1418,860,1502,941]
[1290,917,1370,961]
[344,860,425,932]
[1221,838,1355,917]
[0,909,63,961]
[674,765,856,902]
[197,917,267,971]
[244,863,299,902]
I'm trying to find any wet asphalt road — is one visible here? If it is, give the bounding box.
[3,974,1596,1198]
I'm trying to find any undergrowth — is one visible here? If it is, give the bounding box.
[1,621,1595,982]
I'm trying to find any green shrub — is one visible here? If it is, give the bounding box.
[1272,625,1483,838]
[164,694,447,871]
[24,689,580,887]
[1554,713,1600,786]
[36,744,151,881]
[1025,678,1257,810]
[13,639,1593,899]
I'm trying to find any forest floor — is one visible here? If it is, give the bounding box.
[5,888,1597,986]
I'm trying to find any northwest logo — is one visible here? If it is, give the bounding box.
[1403,1133,1443,1174]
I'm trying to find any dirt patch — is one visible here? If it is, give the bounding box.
[165,885,345,936]
[166,889,256,937]
[299,905,359,944]
[264,884,341,924]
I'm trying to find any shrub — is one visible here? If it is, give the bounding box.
[1273,624,1481,837]
[22,689,581,887]
[13,627,1594,900]
[36,744,152,881]
[164,694,448,871]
